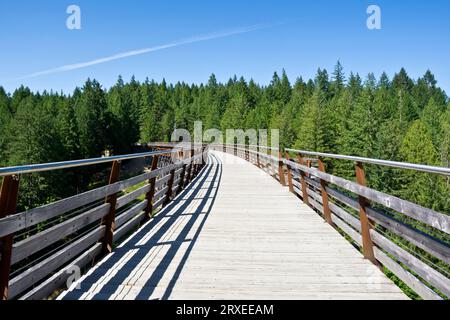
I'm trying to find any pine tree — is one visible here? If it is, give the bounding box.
[421,97,444,148]
[221,93,249,131]
[399,120,441,209]
[348,72,362,97]
[76,79,111,158]
[294,89,329,152]
[331,60,345,95]
[279,69,292,105]
[108,76,138,153]
[342,75,377,158]
[314,68,330,95]
[57,99,80,160]
[392,68,414,93]
[10,85,32,114]
[439,106,450,168]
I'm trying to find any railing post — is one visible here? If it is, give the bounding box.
[178,151,187,194]
[245,144,249,161]
[163,167,176,206]
[278,151,286,186]
[317,157,332,225]
[201,146,206,167]
[143,154,159,221]
[184,149,194,185]
[189,148,195,181]
[0,175,20,300]
[234,142,237,156]
[285,151,294,193]
[101,160,121,254]
[179,164,187,193]
[355,162,378,265]
[193,148,200,176]
[296,154,309,205]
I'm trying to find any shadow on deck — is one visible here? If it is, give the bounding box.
[60,153,222,300]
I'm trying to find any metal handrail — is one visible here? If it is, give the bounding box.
[0,149,183,177]
[210,143,450,176]
[285,148,450,176]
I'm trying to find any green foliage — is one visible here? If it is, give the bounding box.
[107,76,140,154]
[0,65,448,215]
[0,86,11,166]
[399,120,447,211]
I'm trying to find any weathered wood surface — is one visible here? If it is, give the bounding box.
[9,225,105,299]
[11,203,110,265]
[58,151,406,300]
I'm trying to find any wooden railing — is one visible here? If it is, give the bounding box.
[0,144,209,300]
[212,143,450,300]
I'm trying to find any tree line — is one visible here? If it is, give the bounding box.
[0,63,448,213]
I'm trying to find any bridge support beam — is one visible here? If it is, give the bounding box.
[101,160,121,255]
[355,162,378,265]
[0,175,20,300]
[317,157,332,225]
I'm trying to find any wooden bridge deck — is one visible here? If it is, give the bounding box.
[58,151,407,300]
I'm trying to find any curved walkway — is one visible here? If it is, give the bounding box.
[58,151,406,300]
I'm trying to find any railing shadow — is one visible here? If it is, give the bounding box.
[62,153,222,300]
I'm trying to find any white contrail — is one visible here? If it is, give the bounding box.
[18,23,277,79]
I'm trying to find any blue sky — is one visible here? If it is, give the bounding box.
[0,0,449,94]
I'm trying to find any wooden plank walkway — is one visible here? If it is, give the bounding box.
[58,151,407,300]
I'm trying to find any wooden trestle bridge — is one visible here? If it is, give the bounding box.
[0,143,449,299]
